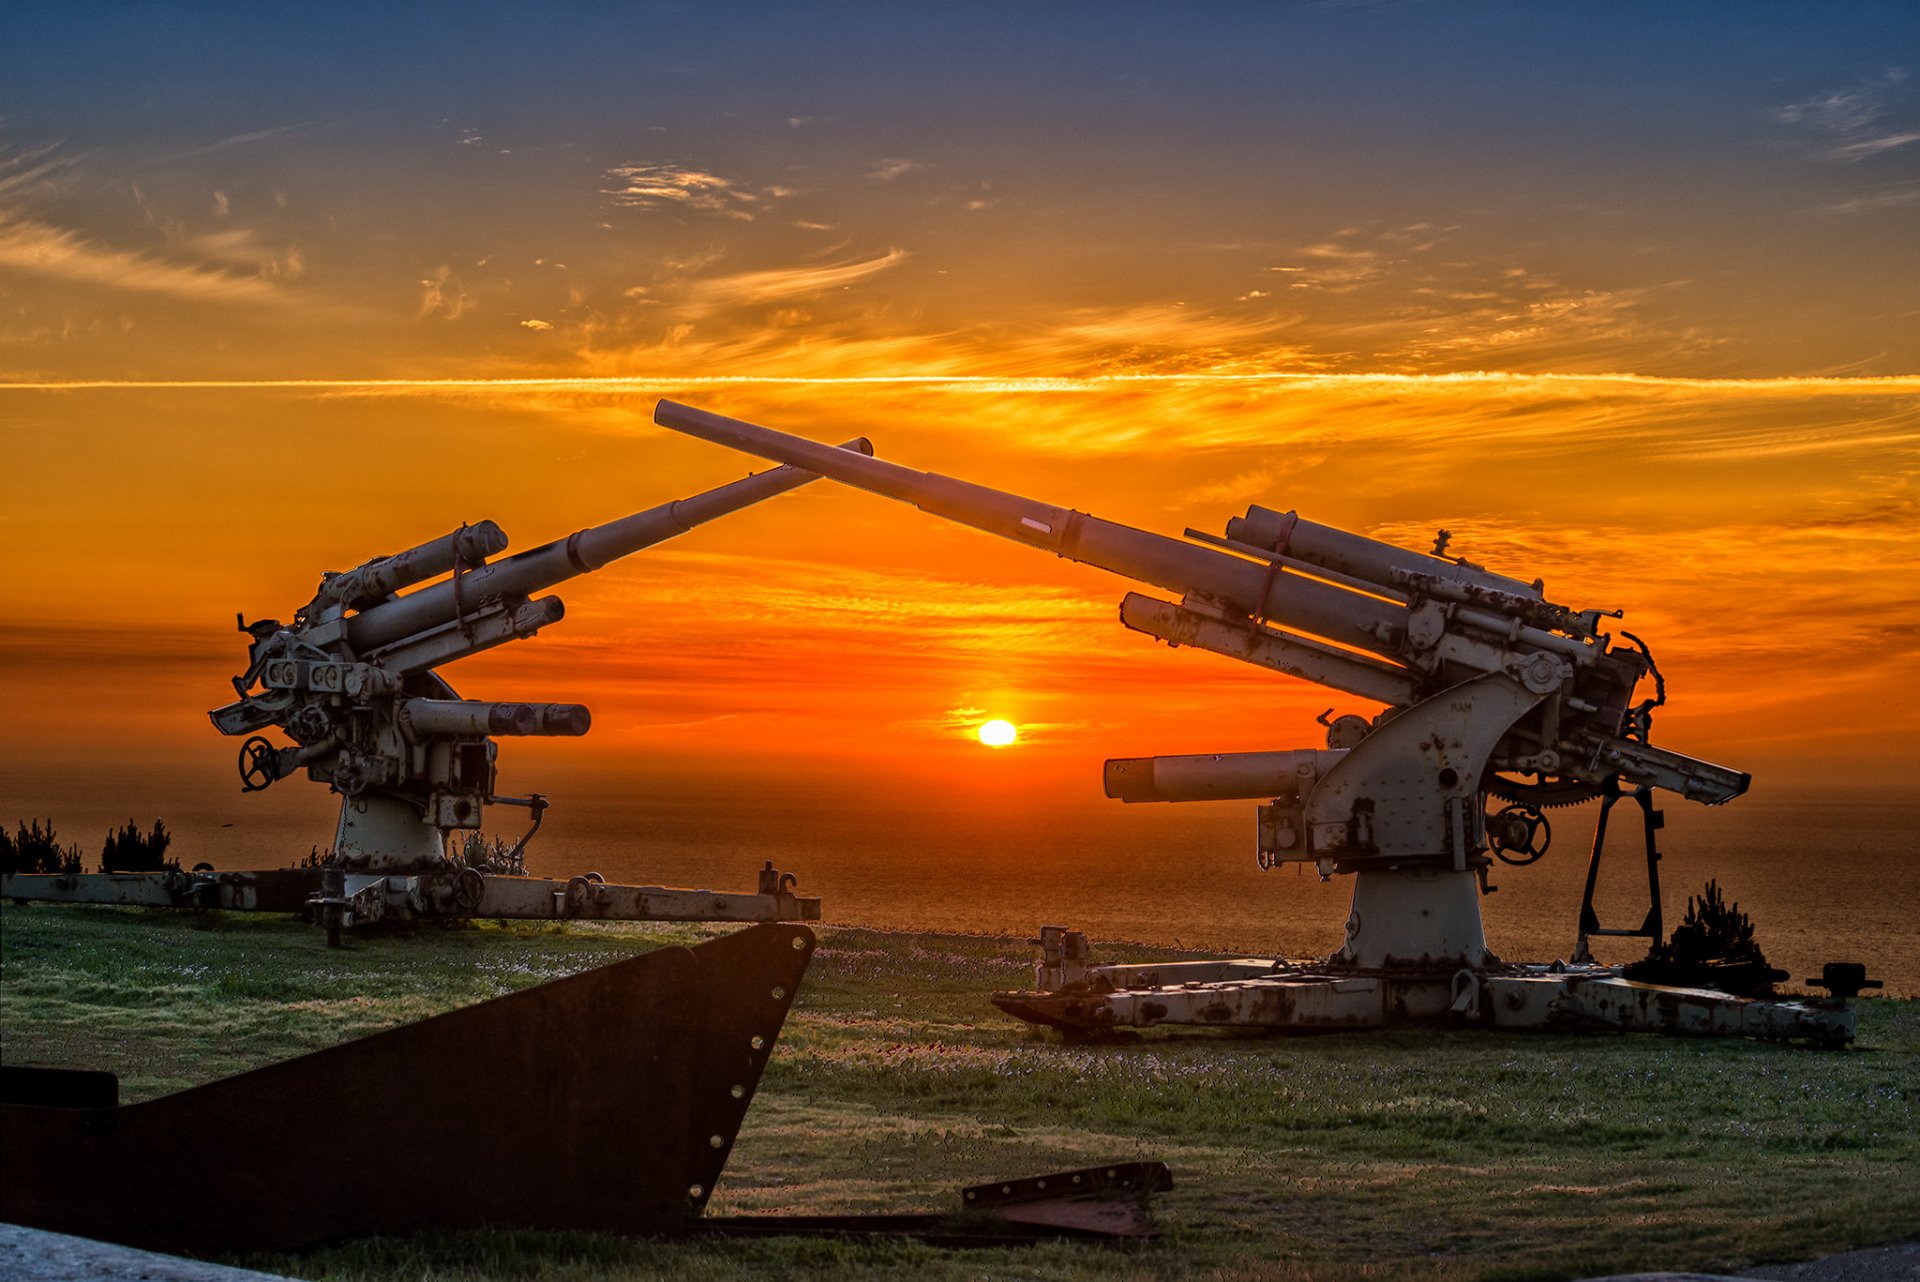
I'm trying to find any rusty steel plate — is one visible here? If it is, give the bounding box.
[1,923,814,1254]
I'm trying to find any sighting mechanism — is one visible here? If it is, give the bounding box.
[653,401,1869,1044]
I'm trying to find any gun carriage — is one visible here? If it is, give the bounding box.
[654,401,1868,1043]
[6,450,873,939]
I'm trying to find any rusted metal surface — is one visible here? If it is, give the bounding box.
[2,869,322,914]
[694,1161,1173,1245]
[304,862,821,939]
[996,945,1856,1044]
[3,862,820,943]
[1,923,815,1254]
[1482,973,1855,1044]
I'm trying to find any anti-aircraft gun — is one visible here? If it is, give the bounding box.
[654,401,1866,1044]
[5,451,868,939]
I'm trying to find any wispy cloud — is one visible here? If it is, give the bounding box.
[602,163,785,218]
[0,213,287,304]
[866,158,925,182]
[1772,68,1919,161]
[0,140,294,306]
[680,247,909,310]
[418,264,468,319]
[1820,181,1920,215]
[1270,223,1452,292]
[149,121,328,168]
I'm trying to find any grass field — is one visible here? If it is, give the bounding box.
[3,904,1915,1281]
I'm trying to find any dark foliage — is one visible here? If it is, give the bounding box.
[1,819,84,875]
[454,831,524,876]
[99,818,177,874]
[1626,878,1785,997]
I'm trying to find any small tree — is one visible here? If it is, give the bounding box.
[99,818,176,873]
[1628,878,1783,997]
[1,819,84,875]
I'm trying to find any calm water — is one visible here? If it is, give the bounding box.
[12,764,1917,999]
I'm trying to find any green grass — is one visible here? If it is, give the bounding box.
[3,904,1916,1281]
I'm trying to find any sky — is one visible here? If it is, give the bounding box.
[2,2,1918,860]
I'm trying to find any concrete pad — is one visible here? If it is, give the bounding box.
[0,1224,292,1282]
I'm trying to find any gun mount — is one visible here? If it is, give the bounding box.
[208,454,870,872]
[653,401,1862,1044]
[6,447,871,938]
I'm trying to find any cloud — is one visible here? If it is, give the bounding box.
[0,213,286,304]
[183,226,303,279]
[0,144,78,201]
[866,158,925,182]
[149,121,327,167]
[1277,241,1388,290]
[1772,69,1919,162]
[1177,466,1294,508]
[679,246,909,310]
[1820,181,1920,214]
[0,139,296,306]
[520,318,553,331]
[418,264,468,319]
[602,164,783,218]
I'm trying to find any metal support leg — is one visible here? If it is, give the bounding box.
[1574,780,1663,962]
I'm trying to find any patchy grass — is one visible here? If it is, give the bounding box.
[3,904,1915,1281]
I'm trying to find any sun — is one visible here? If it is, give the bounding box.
[977,719,1018,748]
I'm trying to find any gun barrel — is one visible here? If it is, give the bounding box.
[401,699,592,738]
[1106,749,1341,804]
[1227,506,1541,600]
[347,445,869,654]
[315,522,511,611]
[653,401,1404,663]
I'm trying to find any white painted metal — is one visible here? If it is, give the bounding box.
[652,402,1864,1045]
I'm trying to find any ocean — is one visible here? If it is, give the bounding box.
[12,761,1915,1000]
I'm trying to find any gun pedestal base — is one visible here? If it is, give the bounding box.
[2,862,822,942]
[994,931,1857,1045]
[1335,866,1492,970]
[332,792,445,871]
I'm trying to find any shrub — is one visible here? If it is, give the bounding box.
[1626,878,1784,997]
[1,819,84,875]
[454,831,524,876]
[99,818,176,873]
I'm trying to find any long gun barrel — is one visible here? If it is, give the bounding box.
[345,445,870,654]
[654,402,1403,664]
[653,401,1746,807]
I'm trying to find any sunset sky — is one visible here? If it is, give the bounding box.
[3,3,1917,856]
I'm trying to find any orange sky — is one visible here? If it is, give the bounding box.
[4,372,1917,809]
[3,5,1918,830]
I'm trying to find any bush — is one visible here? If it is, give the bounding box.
[1625,878,1785,997]
[99,818,176,873]
[454,831,524,876]
[1,819,84,875]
